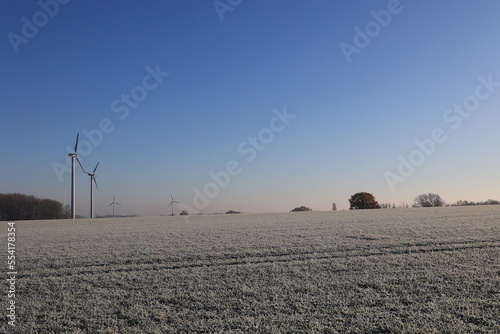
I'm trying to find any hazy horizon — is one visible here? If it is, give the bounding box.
[2,1,500,217]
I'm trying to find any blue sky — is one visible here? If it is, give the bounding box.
[1,1,500,216]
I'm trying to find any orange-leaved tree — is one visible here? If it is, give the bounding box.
[349,192,380,210]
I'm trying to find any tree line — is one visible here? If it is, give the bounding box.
[347,192,499,210]
[291,191,499,212]
[452,199,500,206]
[0,193,68,221]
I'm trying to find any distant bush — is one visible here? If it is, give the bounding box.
[225,210,240,214]
[291,206,312,212]
[180,210,189,216]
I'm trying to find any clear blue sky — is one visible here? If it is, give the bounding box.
[1,1,500,216]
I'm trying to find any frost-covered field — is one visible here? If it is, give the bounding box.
[3,206,499,333]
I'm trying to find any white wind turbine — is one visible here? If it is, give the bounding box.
[67,133,85,219]
[108,194,121,218]
[83,162,99,219]
[169,194,180,216]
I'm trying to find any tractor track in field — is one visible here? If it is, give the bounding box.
[17,239,500,280]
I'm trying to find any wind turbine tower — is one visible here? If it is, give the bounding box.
[108,194,121,218]
[67,133,84,219]
[169,194,180,216]
[84,162,99,219]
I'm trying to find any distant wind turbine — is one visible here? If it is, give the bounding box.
[108,194,121,218]
[84,162,99,219]
[169,194,180,216]
[67,133,85,219]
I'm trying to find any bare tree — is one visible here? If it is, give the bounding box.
[414,193,445,207]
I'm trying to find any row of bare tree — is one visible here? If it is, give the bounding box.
[348,192,445,210]
[452,199,500,206]
[0,193,67,221]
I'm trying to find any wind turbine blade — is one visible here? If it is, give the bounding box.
[108,203,113,207]
[113,194,116,201]
[169,202,173,207]
[74,133,79,153]
[116,202,121,206]
[93,162,99,174]
[174,201,180,204]
[76,157,86,173]
[171,194,173,201]
[93,177,98,191]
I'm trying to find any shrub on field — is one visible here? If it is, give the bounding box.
[349,192,380,210]
[291,206,312,212]
[414,193,445,207]
[225,210,240,214]
[180,210,189,216]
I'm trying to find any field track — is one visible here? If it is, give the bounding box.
[17,238,500,280]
